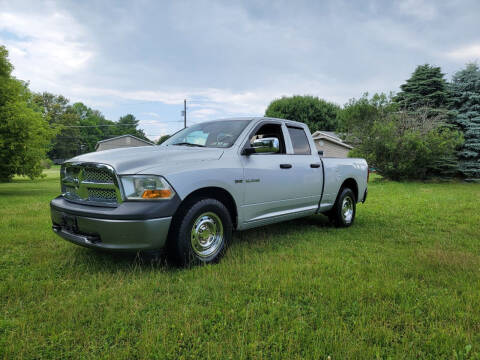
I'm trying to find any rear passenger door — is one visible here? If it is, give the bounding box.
[286,125,323,210]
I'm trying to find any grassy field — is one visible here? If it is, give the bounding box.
[1,168,479,359]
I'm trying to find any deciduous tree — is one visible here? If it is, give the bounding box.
[339,94,462,180]
[0,46,54,181]
[265,95,340,132]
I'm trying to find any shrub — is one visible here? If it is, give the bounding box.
[40,159,53,169]
[340,94,463,180]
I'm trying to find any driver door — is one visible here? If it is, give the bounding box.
[240,121,298,225]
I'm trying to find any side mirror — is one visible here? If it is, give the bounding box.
[243,137,280,155]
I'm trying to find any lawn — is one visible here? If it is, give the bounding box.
[1,168,479,359]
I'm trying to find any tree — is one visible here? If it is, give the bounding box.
[71,102,118,153]
[449,63,480,180]
[339,94,462,180]
[114,114,148,140]
[0,46,54,181]
[33,92,82,160]
[265,95,340,132]
[395,64,449,110]
[156,134,171,144]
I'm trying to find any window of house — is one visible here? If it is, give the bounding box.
[287,127,311,155]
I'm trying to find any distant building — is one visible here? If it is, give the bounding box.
[311,131,353,158]
[95,135,154,152]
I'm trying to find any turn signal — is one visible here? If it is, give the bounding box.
[141,189,172,199]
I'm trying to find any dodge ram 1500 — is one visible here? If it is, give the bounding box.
[51,117,368,265]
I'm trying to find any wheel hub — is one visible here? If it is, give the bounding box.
[191,212,224,258]
[342,196,354,223]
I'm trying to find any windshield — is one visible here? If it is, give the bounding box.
[162,120,251,148]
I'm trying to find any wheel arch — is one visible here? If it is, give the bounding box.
[338,178,359,202]
[175,186,238,229]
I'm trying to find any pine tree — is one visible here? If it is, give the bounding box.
[449,63,480,180]
[395,64,449,110]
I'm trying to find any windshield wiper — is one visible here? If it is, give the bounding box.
[171,142,206,147]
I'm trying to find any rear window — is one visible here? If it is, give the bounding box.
[287,127,311,155]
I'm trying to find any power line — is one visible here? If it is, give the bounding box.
[55,120,183,128]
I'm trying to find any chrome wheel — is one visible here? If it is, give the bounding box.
[190,212,224,258]
[342,196,354,223]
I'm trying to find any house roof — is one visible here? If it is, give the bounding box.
[311,131,353,149]
[95,134,155,149]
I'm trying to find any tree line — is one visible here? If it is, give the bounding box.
[1,42,479,182]
[0,46,148,181]
[265,64,480,181]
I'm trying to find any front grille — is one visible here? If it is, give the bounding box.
[83,168,114,183]
[65,186,80,199]
[61,163,121,206]
[87,188,117,202]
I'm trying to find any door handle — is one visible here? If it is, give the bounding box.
[310,163,321,168]
[280,164,292,169]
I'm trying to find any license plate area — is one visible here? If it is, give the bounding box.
[62,213,78,232]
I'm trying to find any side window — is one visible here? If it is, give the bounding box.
[287,127,311,155]
[249,123,286,154]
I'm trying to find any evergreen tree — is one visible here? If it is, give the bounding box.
[449,63,480,180]
[395,64,449,110]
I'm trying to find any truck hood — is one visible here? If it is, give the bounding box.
[67,146,224,174]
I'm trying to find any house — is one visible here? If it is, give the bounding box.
[95,134,154,152]
[311,131,353,157]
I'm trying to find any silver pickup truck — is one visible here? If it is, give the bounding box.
[51,117,368,265]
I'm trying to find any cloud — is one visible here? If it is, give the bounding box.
[0,8,93,90]
[397,0,437,21]
[446,44,480,61]
[141,112,161,118]
[188,108,218,119]
[1,0,480,139]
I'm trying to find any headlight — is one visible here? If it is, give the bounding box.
[120,175,175,200]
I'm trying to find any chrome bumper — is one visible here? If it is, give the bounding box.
[51,206,172,252]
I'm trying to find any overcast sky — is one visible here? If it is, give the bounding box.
[1,0,479,140]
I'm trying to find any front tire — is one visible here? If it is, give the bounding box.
[168,198,232,266]
[329,188,356,227]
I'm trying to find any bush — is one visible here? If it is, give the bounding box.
[340,94,463,180]
[40,159,53,169]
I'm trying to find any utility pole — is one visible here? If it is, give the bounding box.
[183,99,187,128]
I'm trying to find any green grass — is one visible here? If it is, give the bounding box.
[1,170,479,359]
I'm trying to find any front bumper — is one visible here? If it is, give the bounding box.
[50,197,175,251]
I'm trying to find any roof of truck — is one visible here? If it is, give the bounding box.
[208,117,306,127]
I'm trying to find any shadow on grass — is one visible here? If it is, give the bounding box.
[66,213,333,273]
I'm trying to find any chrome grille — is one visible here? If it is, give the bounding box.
[64,185,80,199]
[87,188,117,202]
[61,163,121,206]
[83,168,114,183]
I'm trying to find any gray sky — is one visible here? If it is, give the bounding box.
[1,0,479,140]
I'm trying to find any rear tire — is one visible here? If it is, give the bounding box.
[329,188,356,227]
[168,198,232,266]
